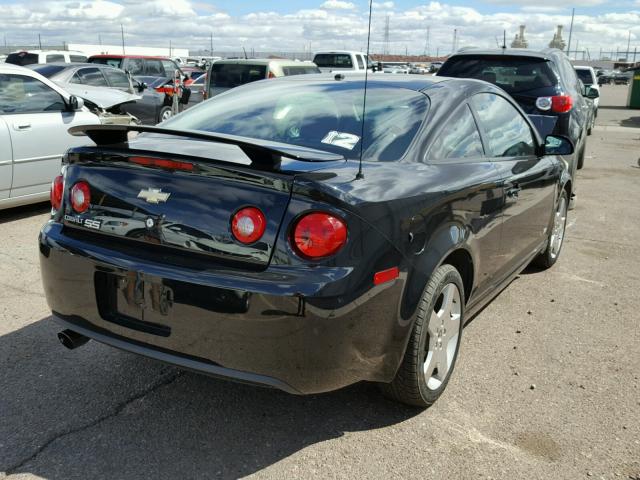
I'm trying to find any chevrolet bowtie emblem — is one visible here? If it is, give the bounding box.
[137,188,170,204]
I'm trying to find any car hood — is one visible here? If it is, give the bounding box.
[57,82,141,109]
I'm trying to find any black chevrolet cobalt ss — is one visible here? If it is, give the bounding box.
[40,74,573,407]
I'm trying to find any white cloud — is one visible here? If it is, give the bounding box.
[320,0,356,10]
[0,0,638,58]
[372,1,394,9]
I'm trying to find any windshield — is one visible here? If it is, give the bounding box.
[208,63,267,97]
[89,57,124,69]
[438,56,558,94]
[164,81,428,162]
[575,69,594,85]
[313,54,353,69]
[28,64,68,78]
[6,52,38,66]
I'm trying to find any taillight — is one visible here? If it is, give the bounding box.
[267,71,276,79]
[231,207,266,244]
[292,212,347,259]
[537,95,573,113]
[70,181,91,213]
[50,175,64,210]
[130,156,194,172]
[551,95,573,113]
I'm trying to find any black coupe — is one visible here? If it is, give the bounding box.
[40,74,573,407]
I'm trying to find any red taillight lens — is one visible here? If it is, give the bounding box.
[267,71,276,79]
[130,156,194,172]
[551,95,573,113]
[50,175,64,210]
[292,212,347,259]
[70,181,91,213]
[231,207,266,244]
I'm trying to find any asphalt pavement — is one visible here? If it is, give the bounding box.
[0,85,638,480]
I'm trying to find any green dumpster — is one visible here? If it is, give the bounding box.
[628,67,640,109]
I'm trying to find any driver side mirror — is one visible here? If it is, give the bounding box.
[67,95,84,111]
[586,86,600,99]
[136,82,147,92]
[543,135,574,156]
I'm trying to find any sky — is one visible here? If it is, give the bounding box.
[1,0,639,58]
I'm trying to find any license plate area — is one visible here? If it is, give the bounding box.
[95,271,173,337]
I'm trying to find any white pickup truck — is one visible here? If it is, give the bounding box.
[312,51,377,73]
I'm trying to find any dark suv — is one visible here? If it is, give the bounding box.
[437,48,599,200]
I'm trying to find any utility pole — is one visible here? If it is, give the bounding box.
[383,16,390,55]
[424,26,430,57]
[169,39,172,57]
[38,34,42,49]
[210,32,213,55]
[452,29,457,54]
[626,31,631,60]
[98,34,102,46]
[566,8,575,57]
[120,24,125,55]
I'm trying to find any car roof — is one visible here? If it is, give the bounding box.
[212,59,317,67]
[88,54,171,59]
[574,65,595,70]
[29,62,123,69]
[8,49,86,55]
[273,72,451,91]
[448,48,564,61]
[313,51,367,55]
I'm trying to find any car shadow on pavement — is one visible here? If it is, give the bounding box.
[1,316,420,479]
[620,116,640,128]
[0,202,50,225]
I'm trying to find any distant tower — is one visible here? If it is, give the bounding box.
[511,25,528,48]
[423,26,430,57]
[383,16,390,55]
[549,25,566,50]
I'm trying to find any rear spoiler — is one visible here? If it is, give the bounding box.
[68,124,344,167]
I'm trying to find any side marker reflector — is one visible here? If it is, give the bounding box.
[374,267,399,286]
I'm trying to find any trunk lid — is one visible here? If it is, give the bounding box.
[61,134,342,269]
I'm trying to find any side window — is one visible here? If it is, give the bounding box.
[161,60,178,77]
[126,58,145,75]
[103,69,131,89]
[471,93,535,158]
[70,55,87,63]
[46,54,65,63]
[428,104,484,162]
[76,68,109,87]
[0,74,66,114]
[356,55,365,70]
[146,59,164,76]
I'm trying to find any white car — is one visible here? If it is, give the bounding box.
[574,66,600,110]
[0,64,99,210]
[5,50,88,66]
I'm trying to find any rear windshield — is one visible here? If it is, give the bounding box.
[313,54,353,69]
[89,57,124,69]
[207,64,267,97]
[165,81,428,162]
[6,52,38,66]
[282,65,321,76]
[438,56,558,94]
[28,64,68,78]
[575,69,594,85]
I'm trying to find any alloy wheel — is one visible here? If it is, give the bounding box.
[424,283,461,390]
[550,195,568,259]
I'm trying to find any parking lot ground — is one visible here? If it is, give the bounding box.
[1,85,639,480]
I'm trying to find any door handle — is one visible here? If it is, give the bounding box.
[506,184,521,198]
[13,123,31,131]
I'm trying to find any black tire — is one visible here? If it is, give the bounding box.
[158,106,173,123]
[380,264,464,408]
[533,189,569,269]
[577,144,586,170]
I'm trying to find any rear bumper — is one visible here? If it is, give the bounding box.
[40,221,409,394]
